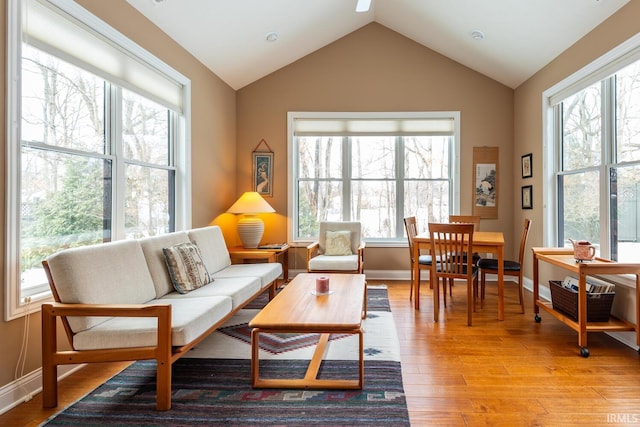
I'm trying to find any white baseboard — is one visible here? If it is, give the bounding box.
[0,364,83,415]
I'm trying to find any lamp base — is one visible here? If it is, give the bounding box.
[237,216,264,248]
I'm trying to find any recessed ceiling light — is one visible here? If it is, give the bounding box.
[151,0,166,4]
[471,30,485,41]
[265,32,279,42]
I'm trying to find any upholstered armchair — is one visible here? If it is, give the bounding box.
[306,221,365,274]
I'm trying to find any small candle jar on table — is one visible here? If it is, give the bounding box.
[315,276,330,294]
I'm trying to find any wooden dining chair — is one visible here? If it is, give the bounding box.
[446,215,481,292]
[478,218,531,314]
[448,215,481,231]
[429,222,479,326]
[403,216,433,300]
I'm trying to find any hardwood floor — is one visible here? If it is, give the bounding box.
[387,281,640,426]
[2,280,639,426]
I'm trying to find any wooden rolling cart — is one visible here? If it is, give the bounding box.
[532,247,640,357]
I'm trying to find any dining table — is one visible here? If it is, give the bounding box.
[412,231,506,321]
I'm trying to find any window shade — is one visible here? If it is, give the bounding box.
[293,117,455,136]
[24,0,184,112]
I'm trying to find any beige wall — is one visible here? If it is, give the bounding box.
[2,0,639,405]
[237,23,515,272]
[0,0,237,391]
[514,0,640,322]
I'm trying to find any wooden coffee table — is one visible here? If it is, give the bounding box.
[249,273,367,389]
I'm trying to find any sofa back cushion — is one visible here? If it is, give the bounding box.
[46,240,156,333]
[187,226,231,274]
[139,232,191,298]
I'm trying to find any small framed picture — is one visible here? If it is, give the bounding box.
[522,185,533,209]
[253,152,273,197]
[521,153,532,178]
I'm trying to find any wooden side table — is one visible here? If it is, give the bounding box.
[228,244,289,283]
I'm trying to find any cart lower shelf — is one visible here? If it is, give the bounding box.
[535,300,637,357]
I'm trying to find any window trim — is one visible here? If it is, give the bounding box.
[287,111,460,245]
[5,0,192,320]
[543,32,640,249]
[542,32,640,290]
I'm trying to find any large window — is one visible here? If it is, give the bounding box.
[550,44,640,263]
[5,0,191,319]
[288,112,460,242]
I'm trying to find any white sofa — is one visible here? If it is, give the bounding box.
[41,225,282,411]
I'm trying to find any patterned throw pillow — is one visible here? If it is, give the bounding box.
[163,242,213,294]
[324,230,352,256]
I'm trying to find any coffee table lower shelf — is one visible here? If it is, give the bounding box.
[250,328,364,389]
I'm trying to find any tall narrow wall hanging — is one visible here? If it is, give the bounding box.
[472,146,499,219]
[252,139,274,197]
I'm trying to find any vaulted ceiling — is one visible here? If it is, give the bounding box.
[126,0,630,90]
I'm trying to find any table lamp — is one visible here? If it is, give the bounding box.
[227,192,275,248]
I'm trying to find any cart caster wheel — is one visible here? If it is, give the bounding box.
[534,314,541,323]
[580,347,590,358]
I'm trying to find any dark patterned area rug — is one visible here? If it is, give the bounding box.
[43,286,409,426]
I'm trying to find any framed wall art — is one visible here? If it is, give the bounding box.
[472,146,499,219]
[522,185,533,209]
[521,153,533,178]
[252,139,274,197]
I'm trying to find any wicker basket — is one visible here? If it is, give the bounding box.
[549,280,614,322]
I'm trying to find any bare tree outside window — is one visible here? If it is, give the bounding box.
[19,45,174,295]
[558,60,640,262]
[295,132,451,240]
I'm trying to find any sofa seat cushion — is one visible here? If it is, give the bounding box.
[308,254,360,271]
[139,231,191,298]
[161,276,261,309]
[72,296,233,350]
[46,240,157,334]
[213,263,282,289]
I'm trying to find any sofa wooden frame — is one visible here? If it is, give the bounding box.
[41,259,278,411]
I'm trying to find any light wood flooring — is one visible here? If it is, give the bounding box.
[2,280,640,426]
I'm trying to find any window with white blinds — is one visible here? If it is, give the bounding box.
[288,112,460,242]
[5,0,192,320]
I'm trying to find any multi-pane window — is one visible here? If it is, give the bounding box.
[19,45,176,298]
[556,60,640,262]
[290,113,459,241]
[122,89,175,238]
[6,0,190,319]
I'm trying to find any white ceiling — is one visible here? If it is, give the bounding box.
[126,0,630,90]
